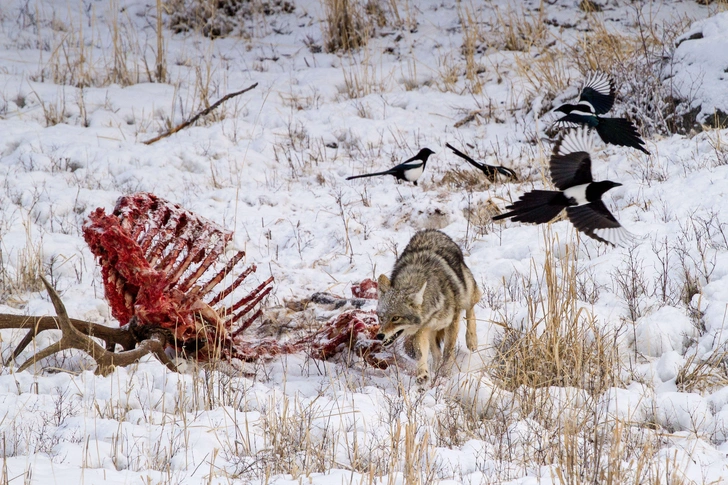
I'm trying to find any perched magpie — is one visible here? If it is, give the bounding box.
[492,128,635,246]
[553,71,650,155]
[346,148,435,186]
[445,143,518,181]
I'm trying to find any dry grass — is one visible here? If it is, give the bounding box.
[321,0,370,53]
[513,50,572,117]
[32,3,165,88]
[493,4,549,53]
[338,50,390,100]
[676,347,728,393]
[509,8,695,134]
[513,5,696,134]
[0,223,44,305]
[320,0,406,53]
[491,232,622,397]
[457,4,484,95]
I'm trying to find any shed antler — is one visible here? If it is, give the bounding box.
[0,276,175,376]
[1,192,274,374]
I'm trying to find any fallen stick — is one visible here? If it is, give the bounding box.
[143,82,259,145]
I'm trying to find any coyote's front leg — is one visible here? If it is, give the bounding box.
[414,329,431,384]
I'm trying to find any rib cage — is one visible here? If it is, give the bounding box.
[82,192,274,361]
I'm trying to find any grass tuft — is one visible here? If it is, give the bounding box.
[491,232,621,398]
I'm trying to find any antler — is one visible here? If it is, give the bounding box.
[2,193,276,374]
[0,276,176,376]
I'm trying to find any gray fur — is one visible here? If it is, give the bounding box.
[377,229,481,384]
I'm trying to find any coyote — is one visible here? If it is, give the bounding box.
[376,229,481,384]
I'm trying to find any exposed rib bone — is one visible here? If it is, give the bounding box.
[206,259,253,307]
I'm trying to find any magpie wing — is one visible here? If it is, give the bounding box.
[550,128,595,189]
[552,118,582,130]
[395,160,424,171]
[596,118,650,154]
[550,151,592,189]
[492,190,565,224]
[566,202,635,247]
[579,71,615,115]
[553,111,594,128]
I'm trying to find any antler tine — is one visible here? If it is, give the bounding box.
[206,258,252,307]
[3,316,138,359]
[9,276,177,376]
[14,276,111,374]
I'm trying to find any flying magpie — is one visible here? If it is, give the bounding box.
[553,71,650,155]
[346,148,435,186]
[492,128,635,246]
[445,143,518,181]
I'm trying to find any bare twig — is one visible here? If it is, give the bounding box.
[143,83,258,145]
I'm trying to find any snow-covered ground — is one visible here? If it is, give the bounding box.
[2,0,728,483]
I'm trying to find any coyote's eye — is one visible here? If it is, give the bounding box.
[391,316,402,324]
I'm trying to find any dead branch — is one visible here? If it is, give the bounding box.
[143,82,258,145]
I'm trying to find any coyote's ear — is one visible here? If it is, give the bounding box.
[412,282,427,306]
[377,274,391,296]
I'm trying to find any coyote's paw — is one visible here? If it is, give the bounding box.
[466,330,477,352]
[416,371,430,385]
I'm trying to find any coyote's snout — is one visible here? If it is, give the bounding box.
[376,229,481,384]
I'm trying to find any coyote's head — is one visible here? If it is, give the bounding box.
[375,274,427,346]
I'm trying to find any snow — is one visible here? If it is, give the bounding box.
[1,0,728,483]
[672,11,728,122]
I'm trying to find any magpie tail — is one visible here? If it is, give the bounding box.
[346,170,395,180]
[445,143,518,180]
[446,143,478,166]
[596,117,650,154]
[492,190,566,224]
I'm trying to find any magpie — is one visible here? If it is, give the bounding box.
[492,128,635,246]
[445,143,518,181]
[346,148,435,186]
[553,71,650,155]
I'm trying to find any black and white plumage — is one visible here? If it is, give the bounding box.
[553,71,650,155]
[492,128,635,247]
[346,148,435,186]
[445,143,518,181]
